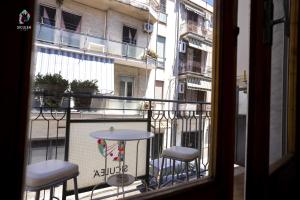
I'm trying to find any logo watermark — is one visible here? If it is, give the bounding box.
[17,9,31,31]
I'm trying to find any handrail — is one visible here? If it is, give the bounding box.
[32,91,210,104]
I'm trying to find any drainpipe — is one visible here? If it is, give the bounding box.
[104,10,108,39]
[175,0,180,110]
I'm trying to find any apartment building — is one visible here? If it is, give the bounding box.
[34,0,170,105]
[33,0,213,107]
[177,0,213,110]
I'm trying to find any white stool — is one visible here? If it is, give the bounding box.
[158,146,199,188]
[26,160,79,200]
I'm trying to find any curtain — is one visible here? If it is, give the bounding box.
[39,5,56,26]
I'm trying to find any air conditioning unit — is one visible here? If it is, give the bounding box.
[143,23,153,33]
[178,82,185,94]
[87,42,105,53]
[179,41,186,53]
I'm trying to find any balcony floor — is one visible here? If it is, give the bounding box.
[25,180,143,200]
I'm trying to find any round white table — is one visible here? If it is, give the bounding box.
[90,129,154,198]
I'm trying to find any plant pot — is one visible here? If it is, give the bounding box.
[73,88,96,109]
[38,84,67,108]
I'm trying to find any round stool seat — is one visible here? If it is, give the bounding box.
[162,146,199,161]
[26,160,79,190]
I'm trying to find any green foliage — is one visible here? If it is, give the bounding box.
[70,80,98,93]
[34,73,68,91]
[33,73,69,107]
[70,80,99,108]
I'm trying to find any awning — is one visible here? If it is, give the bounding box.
[184,4,205,17]
[187,77,211,91]
[188,38,212,52]
[35,47,115,94]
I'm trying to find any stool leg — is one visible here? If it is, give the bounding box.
[158,157,165,188]
[73,177,79,200]
[195,158,199,178]
[185,162,189,181]
[50,187,54,200]
[172,159,175,185]
[35,190,40,200]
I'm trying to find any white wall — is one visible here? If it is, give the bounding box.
[159,0,178,101]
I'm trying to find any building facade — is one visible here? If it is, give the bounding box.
[33,0,213,108]
[177,0,213,110]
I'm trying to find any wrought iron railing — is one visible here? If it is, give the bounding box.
[26,93,211,199]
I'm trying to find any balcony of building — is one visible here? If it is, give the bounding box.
[35,23,163,69]
[25,94,211,200]
[73,0,160,23]
[180,21,213,42]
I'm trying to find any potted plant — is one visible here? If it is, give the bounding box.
[142,49,158,60]
[70,79,98,108]
[33,73,69,107]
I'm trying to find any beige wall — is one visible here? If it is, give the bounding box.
[107,9,151,48]
[38,0,106,37]
[114,64,150,97]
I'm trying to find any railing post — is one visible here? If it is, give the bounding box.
[62,94,71,200]
[126,43,129,58]
[145,100,152,187]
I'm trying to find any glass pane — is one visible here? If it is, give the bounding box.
[127,82,133,97]
[27,0,216,198]
[157,36,166,59]
[269,0,289,165]
[120,81,125,96]
[234,0,250,199]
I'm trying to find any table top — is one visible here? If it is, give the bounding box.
[90,129,155,141]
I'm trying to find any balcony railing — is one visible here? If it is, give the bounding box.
[117,0,160,12]
[26,93,211,199]
[180,22,213,41]
[35,23,165,64]
[179,61,206,74]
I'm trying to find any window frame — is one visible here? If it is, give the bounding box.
[39,4,57,27]
[61,10,82,32]
[120,76,134,97]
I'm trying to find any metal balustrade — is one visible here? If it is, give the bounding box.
[35,23,162,62]
[26,93,211,199]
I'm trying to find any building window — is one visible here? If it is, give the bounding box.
[61,11,81,48]
[122,26,137,45]
[39,5,56,26]
[38,5,56,43]
[120,76,134,97]
[157,36,166,68]
[155,81,164,99]
[187,10,198,24]
[61,11,81,32]
[160,0,166,13]
[151,133,163,159]
[181,131,199,149]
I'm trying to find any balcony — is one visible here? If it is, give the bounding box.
[35,23,163,69]
[73,0,160,23]
[179,61,204,74]
[26,94,211,199]
[180,21,213,42]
